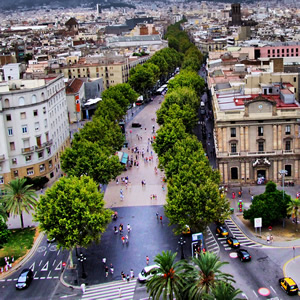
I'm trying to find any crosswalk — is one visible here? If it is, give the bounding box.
[205,227,220,255]
[81,279,137,300]
[224,219,262,249]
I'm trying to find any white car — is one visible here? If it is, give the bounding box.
[138,265,159,283]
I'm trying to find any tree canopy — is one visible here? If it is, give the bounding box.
[243,181,290,226]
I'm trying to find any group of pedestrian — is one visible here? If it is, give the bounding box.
[0,256,14,273]
[103,259,114,278]
[150,194,158,200]
[121,269,134,282]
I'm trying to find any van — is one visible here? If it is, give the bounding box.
[138,264,159,283]
[200,101,205,115]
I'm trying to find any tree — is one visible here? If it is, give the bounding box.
[204,281,243,300]
[146,250,185,300]
[0,219,11,247]
[149,54,168,79]
[61,139,123,185]
[3,178,37,229]
[244,181,291,226]
[34,175,112,267]
[0,199,8,222]
[183,252,235,298]
[168,36,180,52]
[287,198,300,230]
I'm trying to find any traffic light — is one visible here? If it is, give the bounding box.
[238,200,243,212]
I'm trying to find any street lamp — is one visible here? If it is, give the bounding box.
[279,169,288,228]
[78,252,87,279]
[178,237,186,260]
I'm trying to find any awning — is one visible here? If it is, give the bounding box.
[121,152,128,164]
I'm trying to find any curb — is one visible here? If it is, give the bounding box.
[60,257,82,290]
[0,230,45,279]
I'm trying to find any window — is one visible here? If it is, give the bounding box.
[35,122,40,131]
[47,147,51,155]
[33,110,38,116]
[8,127,13,136]
[231,167,238,180]
[25,155,31,162]
[22,125,28,134]
[231,143,237,153]
[43,107,46,114]
[294,77,297,83]
[230,128,236,137]
[13,170,18,178]
[38,151,44,159]
[49,160,53,168]
[18,97,25,106]
[6,114,11,121]
[27,168,34,176]
[0,176,4,184]
[285,140,291,151]
[285,125,291,135]
[10,142,15,151]
[12,158,17,164]
[258,126,264,136]
[258,141,264,152]
[44,119,48,128]
[285,165,292,176]
[20,112,26,119]
[32,95,37,103]
[39,164,45,173]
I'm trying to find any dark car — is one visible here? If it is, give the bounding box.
[16,269,34,290]
[216,225,229,236]
[226,236,240,248]
[132,122,142,128]
[237,249,251,262]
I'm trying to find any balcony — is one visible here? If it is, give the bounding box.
[21,146,35,154]
[35,140,53,151]
[217,149,295,158]
[0,154,5,161]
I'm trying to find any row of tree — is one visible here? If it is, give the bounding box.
[146,250,241,300]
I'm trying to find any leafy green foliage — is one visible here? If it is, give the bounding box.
[243,181,291,226]
[3,178,37,229]
[204,281,243,300]
[286,198,300,229]
[24,176,49,190]
[34,176,112,250]
[0,219,11,247]
[146,250,185,300]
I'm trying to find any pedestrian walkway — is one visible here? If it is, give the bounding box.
[81,278,137,300]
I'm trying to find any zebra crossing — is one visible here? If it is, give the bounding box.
[223,219,262,249]
[205,226,220,255]
[81,278,137,300]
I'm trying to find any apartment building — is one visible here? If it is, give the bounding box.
[0,74,70,187]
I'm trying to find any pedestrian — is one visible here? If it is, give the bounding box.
[110,263,114,274]
[126,274,130,282]
[125,234,129,244]
[81,283,86,294]
[156,211,159,219]
[127,224,131,233]
[160,215,163,222]
[162,185,165,191]
[114,226,118,233]
[116,178,119,185]
[141,180,144,186]
[270,234,273,243]
[121,236,125,244]
[146,256,149,265]
[232,192,235,199]
[105,265,109,277]
[120,189,123,195]
[121,271,126,281]
[251,195,254,202]
[130,269,134,279]
[102,257,106,264]
[267,235,270,244]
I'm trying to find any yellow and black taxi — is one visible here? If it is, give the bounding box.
[279,277,299,295]
[182,225,191,235]
[216,225,229,236]
[226,236,240,248]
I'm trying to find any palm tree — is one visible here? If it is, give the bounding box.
[3,178,37,229]
[183,251,235,299]
[0,199,8,222]
[146,250,185,300]
[287,198,300,231]
[204,281,243,300]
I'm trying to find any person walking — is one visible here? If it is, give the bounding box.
[105,265,109,277]
[267,235,270,244]
[126,274,130,282]
[102,257,106,265]
[127,224,131,233]
[160,215,163,223]
[110,263,114,275]
[146,256,149,265]
[156,212,159,219]
[270,234,273,243]
[121,271,126,281]
[130,269,134,279]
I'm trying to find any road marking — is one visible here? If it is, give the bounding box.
[52,259,56,266]
[270,286,276,293]
[7,279,12,281]
[0,280,5,282]
[60,294,78,299]
[40,277,45,279]
[34,277,39,280]
[37,246,47,253]
[224,247,232,251]
[47,277,52,279]
[41,261,49,271]
[13,278,17,281]
[29,262,35,272]
[34,271,37,278]
[43,251,47,256]
[47,271,52,278]
[253,290,258,298]
[241,293,248,299]
[55,261,62,271]
[53,276,59,279]
[57,249,60,256]
[39,260,43,266]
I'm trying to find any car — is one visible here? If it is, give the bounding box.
[182,225,191,235]
[132,122,142,128]
[138,265,159,283]
[216,225,229,236]
[236,249,251,262]
[16,268,34,290]
[226,236,240,248]
[279,277,299,295]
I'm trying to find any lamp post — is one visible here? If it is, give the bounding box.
[178,237,186,260]
[279,169,288,228]
[78,253,87,279]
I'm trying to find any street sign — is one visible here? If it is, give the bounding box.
[254,217,262,228]
[192,232,203,242]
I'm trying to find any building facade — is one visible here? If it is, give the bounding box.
[0,75,70,187]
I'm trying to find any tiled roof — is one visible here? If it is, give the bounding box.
[66,78,83,94]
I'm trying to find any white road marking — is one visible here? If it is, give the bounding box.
[40,277,45,279]
[53,276,59,279]
[39,260,43,266]
[52,259,56,266]
[29,261,35,272]
[47,271,51,278]
[57,249,60,256]
[253,290,258,298]
[43,251,47,256]
[270,286,277,294]
[55,261,62,271]
[13,279,17,281]
[34,271,37,278]
[60,294,78,299]
[241,293,248,299]
[34,277,39,280]
[41,261,49,271]
[7,279,12,281]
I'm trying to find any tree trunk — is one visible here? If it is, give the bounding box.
[20,213,24,229]
[69,248,74,268]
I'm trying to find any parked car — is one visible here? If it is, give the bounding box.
[216,225,229,236]
[182,225,191,235]
[236,249,251,262]
[279,277,299,295]
[138,265,159,283]
[226,236,240,248]
[16,268,34,290]
[132,122,142,128]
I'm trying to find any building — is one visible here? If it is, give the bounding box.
[0,75,70,187]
